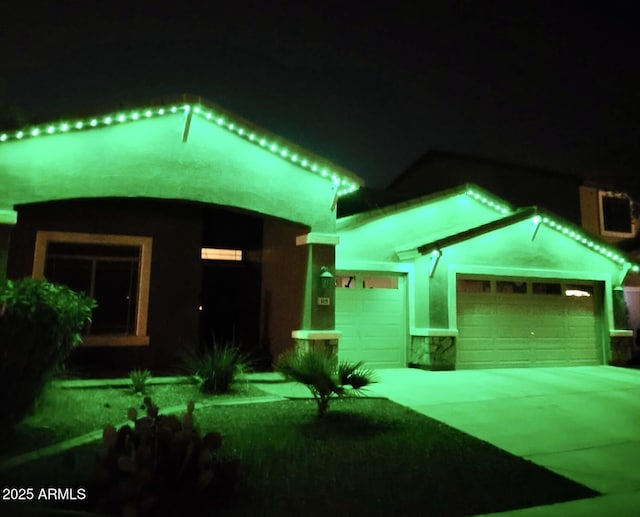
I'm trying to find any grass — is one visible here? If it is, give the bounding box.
[0,389,598,516]
[0,378,264,460]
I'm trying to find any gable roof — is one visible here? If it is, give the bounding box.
[0,93,363,197]
[337,184,513,231]
[338,183,640,272]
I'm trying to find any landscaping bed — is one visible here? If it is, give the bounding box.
[0,393,598,516]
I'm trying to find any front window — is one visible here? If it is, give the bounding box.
[33,231,152,346]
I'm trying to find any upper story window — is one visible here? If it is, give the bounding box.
[599,191,635,238]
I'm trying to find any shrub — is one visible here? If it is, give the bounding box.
[93,397,239,515]
[0,278,96,427]
[181,342,252,394]
[129,368,152,394]
[276,349,376,417]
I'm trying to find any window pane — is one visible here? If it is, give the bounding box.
[45,257,92,295]
[532,282,561,295]
[496,280,527,294]
[565,284,593,297]
[457,279,491,293]
[92,260,139,334]
[45,242,140,335]
[602,196,632,233]
[48,242,140,259]
[335,275,355,288]
[201,248,243,261]
[363,276,398,289]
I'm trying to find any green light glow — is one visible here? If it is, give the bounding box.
[466,188,638,270]
[466,188,510,216]
[632,265,640,272]
[0,102,360,196]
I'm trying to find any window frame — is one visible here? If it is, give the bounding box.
[598,190,635,238]
[32,231,152,346]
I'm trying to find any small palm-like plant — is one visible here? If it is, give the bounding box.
[277,349,375,417]
[182,342,252,394]
[129,368,152,394]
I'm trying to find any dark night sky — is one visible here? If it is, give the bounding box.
[2,1,639,189]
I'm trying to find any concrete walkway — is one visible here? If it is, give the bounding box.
[253,366,640,516]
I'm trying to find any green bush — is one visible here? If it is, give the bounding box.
[181,342,252,394]
[93,397,239,515]
[0,278,96,427]
[277,349,376,417]
[129,368,152,394]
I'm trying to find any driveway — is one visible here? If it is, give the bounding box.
[365,366,640,514]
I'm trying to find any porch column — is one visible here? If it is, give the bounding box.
[0,210,17,282]
[292,232,342,355]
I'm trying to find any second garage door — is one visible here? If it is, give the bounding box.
[335,273,407,368]
[456,276,603,369]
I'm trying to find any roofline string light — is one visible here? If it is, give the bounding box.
[466,188,511,215]
[539,215,640,271]
[0,104,360,197]
[466,189,639,271]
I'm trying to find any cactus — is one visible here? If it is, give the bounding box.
[93,397,239,515]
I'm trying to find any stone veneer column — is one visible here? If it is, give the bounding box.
[609,330,634,366]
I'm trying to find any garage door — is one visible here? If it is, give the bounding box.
[456,277,602,369]
[335,273,406,368]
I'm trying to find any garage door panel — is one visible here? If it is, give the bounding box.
[497,325,535,339]
[534,347,568,362]
[336,274,406,369]
[457,278,601,369]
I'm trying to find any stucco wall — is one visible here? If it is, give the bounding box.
[337,193,503,263]
[0,114,337,233]
[261,216,309,361]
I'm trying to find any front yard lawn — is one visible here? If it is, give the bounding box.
[0,387,598,516]
[0,379,263,460]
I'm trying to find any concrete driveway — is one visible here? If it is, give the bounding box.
[365,366,640,515]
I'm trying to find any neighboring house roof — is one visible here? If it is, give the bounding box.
[337,183,640,273]
[0,93,363,197]
[386,150,584,223]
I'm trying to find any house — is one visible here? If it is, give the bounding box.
[335,185,639,369]
[2,97,638,374]
[0,94,362,374]
[360,150,640,359]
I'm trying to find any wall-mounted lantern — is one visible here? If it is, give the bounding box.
[320,266,334,289]
[317,266,335,306]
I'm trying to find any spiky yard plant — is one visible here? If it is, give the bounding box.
[129,368,152,394]
[276,349,376,417]
[182,342,252,394]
